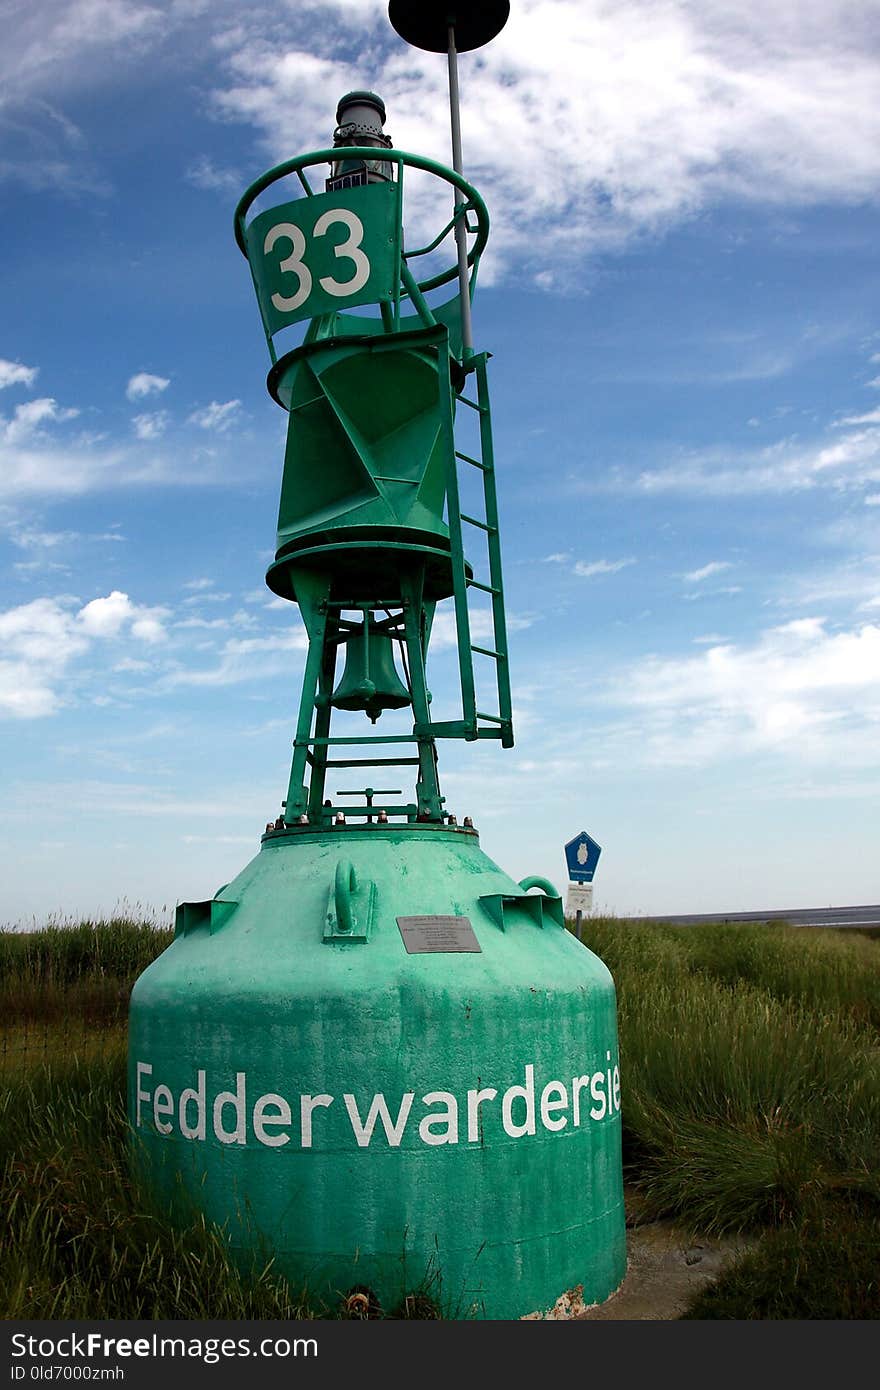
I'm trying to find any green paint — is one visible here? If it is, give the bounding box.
[129,827,625,1319]
[245,183,398,335]
[129,107,626,1319]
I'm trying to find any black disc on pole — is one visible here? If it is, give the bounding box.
[388,1,510,53]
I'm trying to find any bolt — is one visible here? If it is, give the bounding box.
[377,809,389,823]
[447,814,457,825]
[298,814,309,824]
[463,816,474,828]
[335,811,346,825]
[274,817,285,829]
[265,822,274,834]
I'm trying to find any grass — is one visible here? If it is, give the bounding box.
[0,908,173,1025]
[685,1202,880,1319]
[0,915,316,1318]
[0,1048,317,1319]
[585,915,880,1034]
[2,913,878,1318]
[579,916,880,1318]
[619,972,877,1229]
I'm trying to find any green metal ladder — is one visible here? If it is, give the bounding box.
[429,344,514,748]
[281,291,514,827]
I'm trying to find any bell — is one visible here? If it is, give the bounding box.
[330,620,411,722]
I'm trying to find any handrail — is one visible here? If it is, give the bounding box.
[403,202,474,261]
[334,860,358,934]
[519,876,561,898]
[234,145,490,295]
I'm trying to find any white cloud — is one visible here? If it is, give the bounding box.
[0,426,242,499]
[175,616,231,631]
[865,494,880,507]
[3,1,164,101]
[126,372,170,401]
[683,561,733,583]
[4,2,880,269]
[838,407,880,427]
[211,0,880,277]
[573,557,635,578]
[0,598,89,716]
[0,97,100,194]
[130,613,167,643]
[609,616,880,767]
[1,398,79,445]
[182,590,231,606]
[132,410,169,440]
[188,400,241,432]
[161,626,309,687]
[602,350,796,387]
[175,609,257,632]
[4,1,878,277]
[427,607,533,653]
[32,0,163,64]
[113,656,151,673]
[0,3,183,194]
[629,420,880,497]
[78,590,167,642]
[682,585,742,603]
[3,777,273,826]
[185,155,242,194]
[9,527,78,550]
[0,359,38,390]
[78,590,135,637]
[0,589,172,718]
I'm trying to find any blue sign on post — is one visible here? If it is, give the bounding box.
[565,830,602,883]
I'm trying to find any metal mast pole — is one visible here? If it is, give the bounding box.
[446,22,474,356]
[388,2,510,356]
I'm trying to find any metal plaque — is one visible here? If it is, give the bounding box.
[396,915,481,954]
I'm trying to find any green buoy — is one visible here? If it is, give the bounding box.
[129,1,625,1319]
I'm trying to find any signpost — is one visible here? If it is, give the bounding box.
[565,830,602,939]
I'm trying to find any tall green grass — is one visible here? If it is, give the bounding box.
[618,972,878,1229]
[0,917,447,1318]
[586,916,880,1034]
[0,909,173,1024]
[581,918,880,1236]
[0,1048,317,1319]
[685,1201,880,1319]
[3,914,879,1318]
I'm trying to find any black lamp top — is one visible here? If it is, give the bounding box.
[335,91,387,125]
[388,1,510,54]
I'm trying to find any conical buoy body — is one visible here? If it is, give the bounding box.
[129,826,626,1319]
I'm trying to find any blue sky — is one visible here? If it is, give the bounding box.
[2,0,880,924]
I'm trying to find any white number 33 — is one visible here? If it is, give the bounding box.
[264,209,371,313]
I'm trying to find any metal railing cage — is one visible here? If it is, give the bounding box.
[233,146,490,365]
